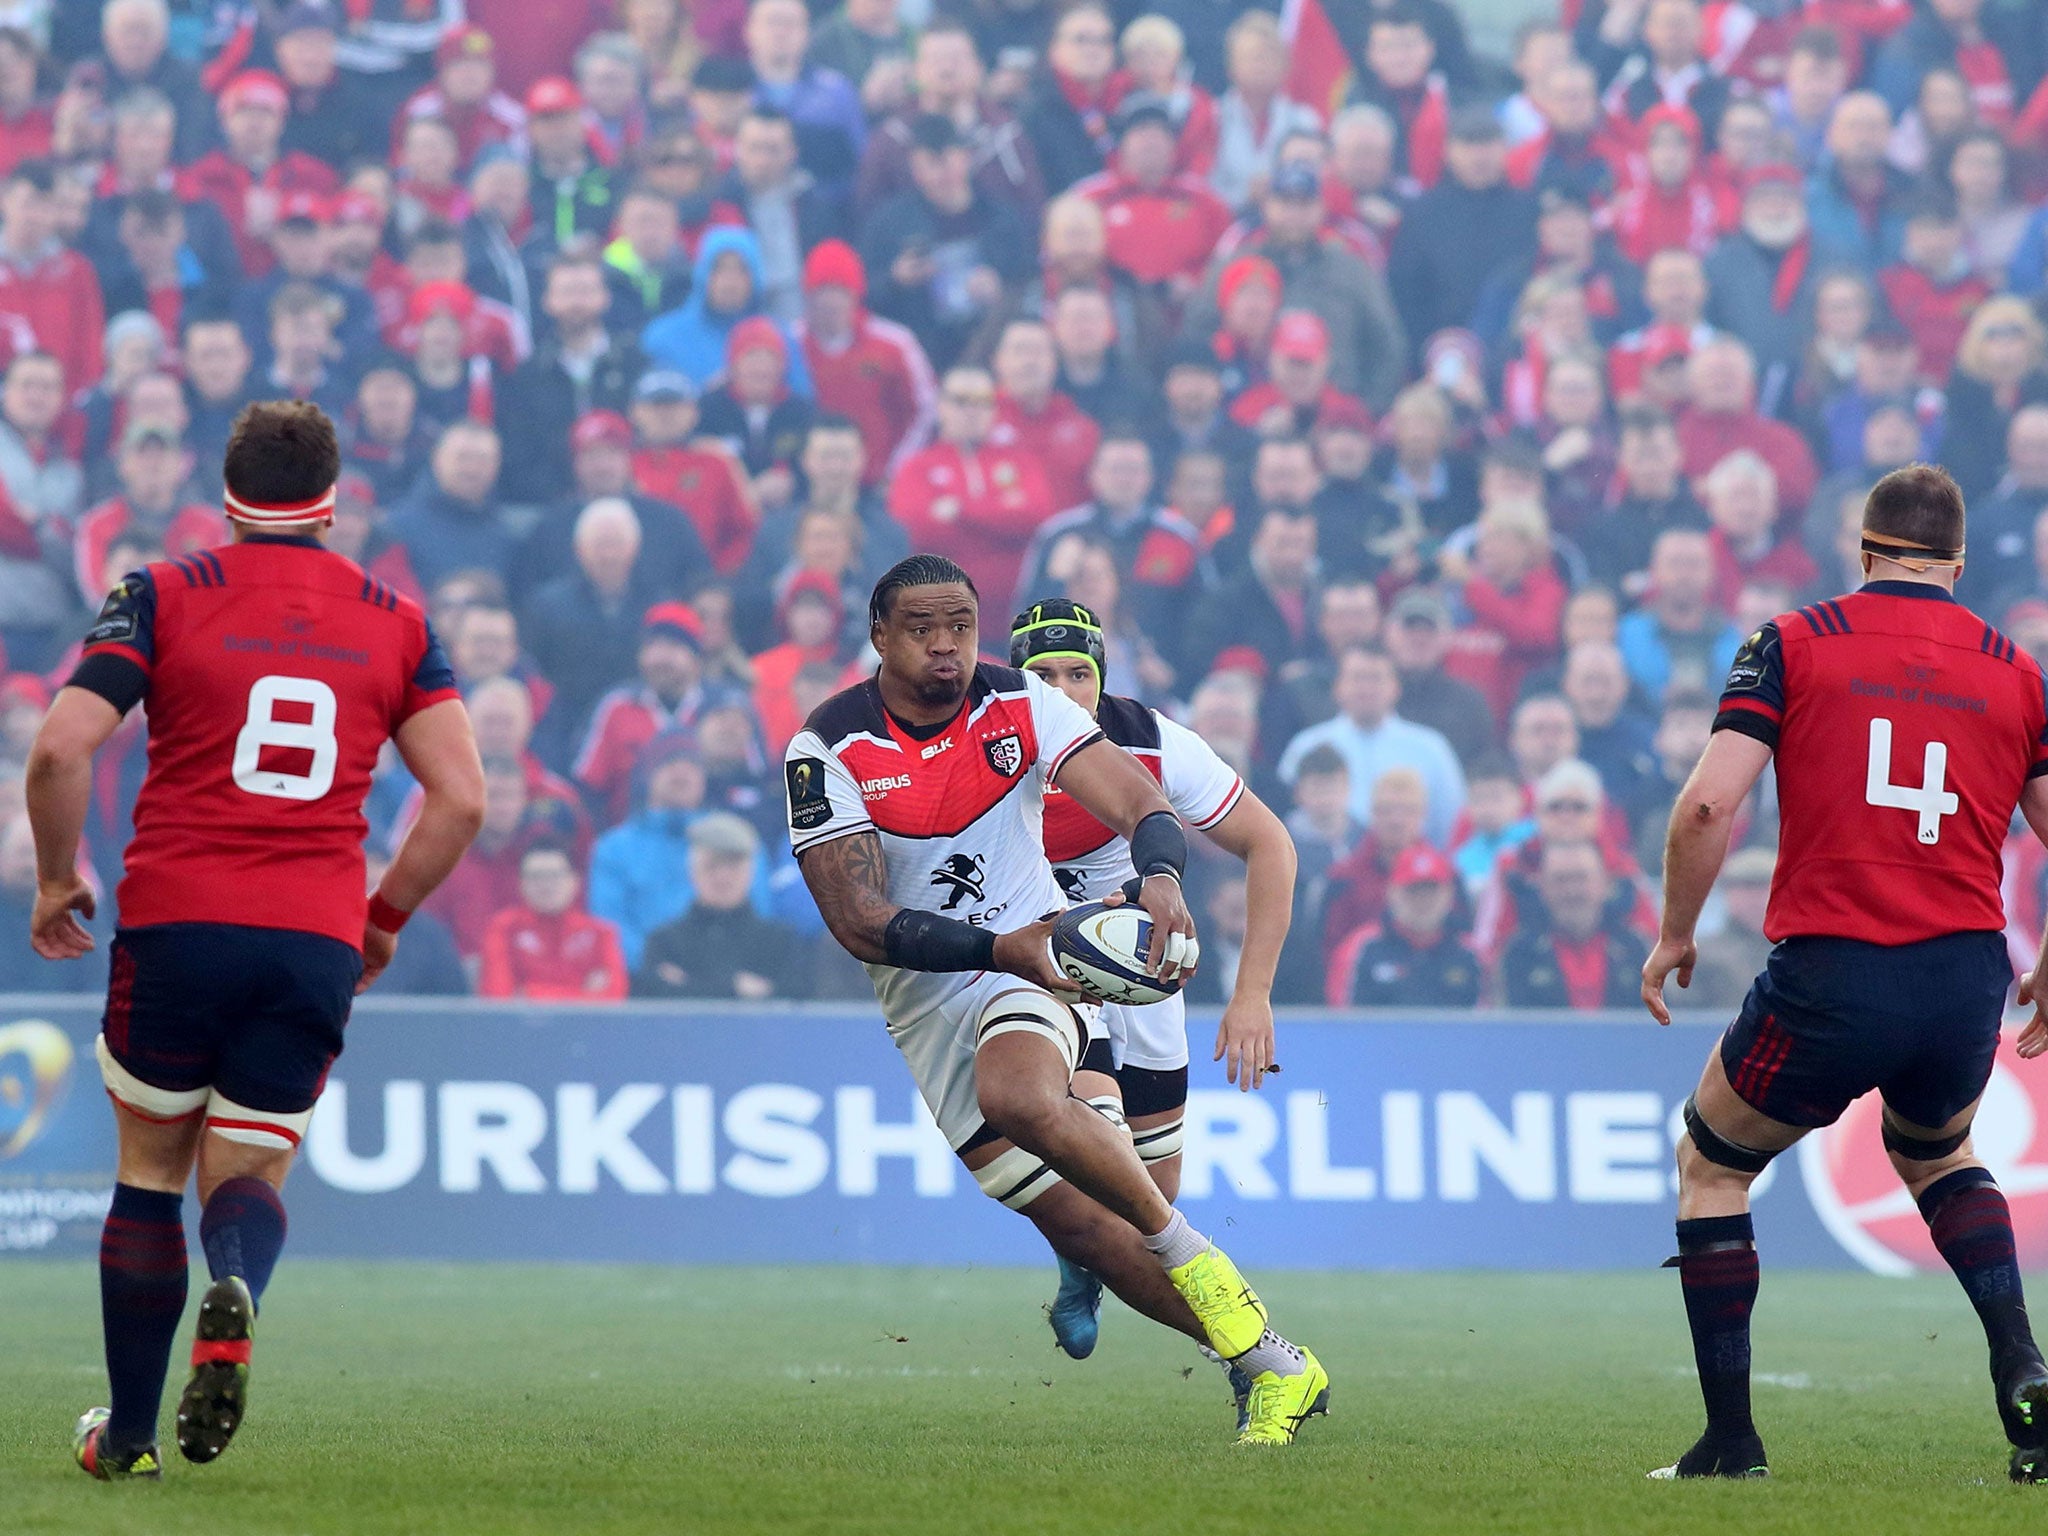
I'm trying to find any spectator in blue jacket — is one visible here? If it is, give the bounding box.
[586,729,773,968]
[640,225,814,395]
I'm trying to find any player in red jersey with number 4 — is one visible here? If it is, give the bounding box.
[25,402,484,1482]
[1642,465,2048,1484]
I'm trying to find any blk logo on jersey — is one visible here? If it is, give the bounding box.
[1054,867,1086,902]
[930,853,987,911]
[983,733,1024,778]
[786,758,831,830]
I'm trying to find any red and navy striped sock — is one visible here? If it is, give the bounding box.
[1919,1167,2031,1355]
[1676,1213,1760,1440]
[99,1183,188,1450]
[200,1177,288,1309]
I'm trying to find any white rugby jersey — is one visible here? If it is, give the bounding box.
[786,663,1104,1021]
[1042,694,1244,901]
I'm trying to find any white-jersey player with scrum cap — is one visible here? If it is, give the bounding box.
[786,555,1328,1445]
[1009,597,1302,1374]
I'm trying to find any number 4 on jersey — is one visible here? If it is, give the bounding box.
[1865,716,1958,845]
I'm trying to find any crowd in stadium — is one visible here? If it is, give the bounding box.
[0,0,2046,1008]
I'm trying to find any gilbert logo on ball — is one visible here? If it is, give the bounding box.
[1799,1047,2048,1275]
[0,1019,74,1160]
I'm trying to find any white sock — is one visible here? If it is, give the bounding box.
[1232,1329,1305,1379]
[1141,1209,1207,1270]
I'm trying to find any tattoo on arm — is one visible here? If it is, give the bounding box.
[799,832,898,963]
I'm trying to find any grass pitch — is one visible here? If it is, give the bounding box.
[7,1262,2048,1535]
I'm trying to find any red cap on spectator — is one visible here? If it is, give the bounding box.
[643,601,704,648]
[2006,598,2048,630]
[437,24,494,69]
[728,315,788,367]
[1210,645,1268,681]
[525,76,582,117]
[276,190,331,225]
[1639,103,1701,148]
[1743,162,1803,195]
[335,471,375,506]
[572,409,633,452]
[1271,311,1330,362]
[222,70,288,115]
[1218,255,1282,313]
[331,190,384,226]
[1641,323,1693,368]
[1314,394,1373,434]
[1389,844,1455,888]
[407,280,476,325]
[777,570,845,631]
[803,239,867,300]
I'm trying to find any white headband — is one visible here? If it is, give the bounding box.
[223,484,338,527]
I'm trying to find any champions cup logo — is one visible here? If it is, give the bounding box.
[0,1020,75,1160]
[1800,1051,2048,1275]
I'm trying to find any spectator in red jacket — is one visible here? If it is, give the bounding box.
[795,239,935,487]
[0,161,104,395]
[176,70,339,278]
[575,600,724,825]
[1701,449,1816,611]
[478,839,629,1001]
[1609,105,1732,263]
[425,758,550,958]
[1075,98,1231,293]
[1315,765,1434,952]
[890,362,1057,602]
[1676,334,1818,516]
[1878,189,1992,387]
[1505,59,1621,205]
[629,370,758,574]
[1444,497,1567,709]
[70,422,224,603]
[395,24,529,175]
[988,318,1099,512]
[1107,15,1217,179]
[1228,311,1370,439]
[0,30,53,178]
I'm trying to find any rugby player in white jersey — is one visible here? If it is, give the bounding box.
[787,556,1328,1445]
[1011,599,1297,1400]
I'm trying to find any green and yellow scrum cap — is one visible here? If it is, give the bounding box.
[1010,599,1106,684]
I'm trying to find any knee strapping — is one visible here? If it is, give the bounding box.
[1683,1095,1778,1175]
[1083,1093,1130,1136]
[977,990,1086,1077]
[204,1092,313,1153]
[971,1143,1063,1210]
[1882,1119,1970,1162]
[1132,1113,1184,1163]
[96,1034,207,1121]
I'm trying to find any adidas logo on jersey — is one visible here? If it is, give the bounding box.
[860,774,913,799]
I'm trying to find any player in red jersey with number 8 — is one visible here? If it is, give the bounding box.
[1642,464,2048,1484]
[25,402,484,1482]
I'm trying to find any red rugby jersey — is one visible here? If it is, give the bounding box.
[70,535,459,948]
[1713,581,2048,945]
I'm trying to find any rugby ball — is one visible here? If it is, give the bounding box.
[1051,901,1182,1006]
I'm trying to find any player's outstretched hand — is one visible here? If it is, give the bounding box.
[1136,873,1199,984]
[1641,935,1697,1027]
[991,916,1084,999]
[358,922,398,995]
[29,876,95,961]
[1214,995,1275,1091]
[2018,968,2048,1059]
